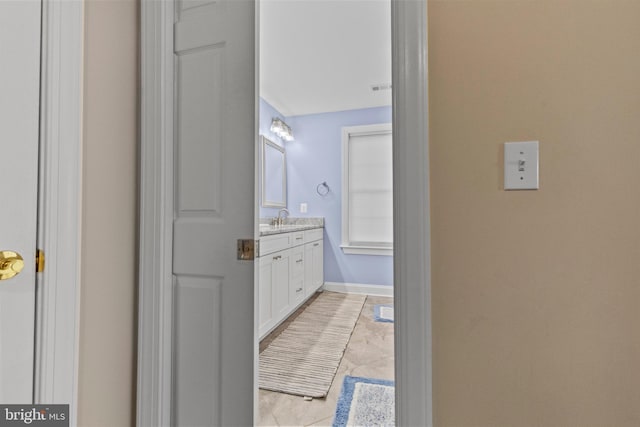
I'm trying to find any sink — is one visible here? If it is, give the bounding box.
[259,224,309,235]
[258,221,323,236]
[260,224,300,229]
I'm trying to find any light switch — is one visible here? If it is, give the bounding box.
[300,203,308,213]
[504,141,539,190]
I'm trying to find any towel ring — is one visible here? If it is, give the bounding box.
[316,181,330,196]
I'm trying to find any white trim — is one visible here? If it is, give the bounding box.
[323,282,394,298]
[253,3,261,423]
[340,245,393,257]
[35,1,84,425]
[137,0,174,425]
[392,0,432,425]
[341,123,393,256]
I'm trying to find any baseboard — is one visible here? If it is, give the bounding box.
[322,282,394,297]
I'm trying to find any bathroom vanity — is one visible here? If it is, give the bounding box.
[258,220,324,339]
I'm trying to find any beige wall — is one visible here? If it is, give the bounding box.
[78,0,138,425]
[429,1,640,426]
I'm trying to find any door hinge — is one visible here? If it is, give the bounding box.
[237,239,258,260]
[36,249,45,273]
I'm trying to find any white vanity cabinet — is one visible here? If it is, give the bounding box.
[258,227,324,339]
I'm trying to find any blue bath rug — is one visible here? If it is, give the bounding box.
[333,376,395,427]
[374,304,394,323]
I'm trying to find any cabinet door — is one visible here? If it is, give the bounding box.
[304,239,324,297]
[304,244,314,298]
[258,256,275,337]
[273,250,291,319]
[311,240,324,292]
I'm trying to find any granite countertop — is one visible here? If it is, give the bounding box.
[259,217,324,236]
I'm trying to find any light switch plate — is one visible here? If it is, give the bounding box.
[504,141,539,190]
[300,203,308,213]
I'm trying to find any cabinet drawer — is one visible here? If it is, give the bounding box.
[259,233,291,256]
[290,247,305,278]
[290,276,305,304]
[304,228,323,243]
[291,231,305,247]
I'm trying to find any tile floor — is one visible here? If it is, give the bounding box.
[258,292,394,426]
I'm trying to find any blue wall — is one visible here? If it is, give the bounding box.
[259,98,393,287]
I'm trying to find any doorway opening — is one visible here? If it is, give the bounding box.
[137,0,431,424]
[256,1,395,424]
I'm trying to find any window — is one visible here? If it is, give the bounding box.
[341,123,393,256]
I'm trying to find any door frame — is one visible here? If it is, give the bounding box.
[391,1,432,424]
[137,0,431,425]
[34,0,84,424]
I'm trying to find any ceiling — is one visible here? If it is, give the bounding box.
[260,0,392,117]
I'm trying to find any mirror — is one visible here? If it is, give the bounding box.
[261,135,287,208]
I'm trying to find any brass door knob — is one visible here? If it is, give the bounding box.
[0,251,25,280]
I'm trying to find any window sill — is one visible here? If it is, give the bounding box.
[340,245,393,256]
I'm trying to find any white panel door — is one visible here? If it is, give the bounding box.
[172,1,255,425]
[0,0,41,403]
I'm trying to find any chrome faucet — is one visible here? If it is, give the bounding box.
[276,208,290,226]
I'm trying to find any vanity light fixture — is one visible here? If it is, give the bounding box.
[270,117,294,142]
